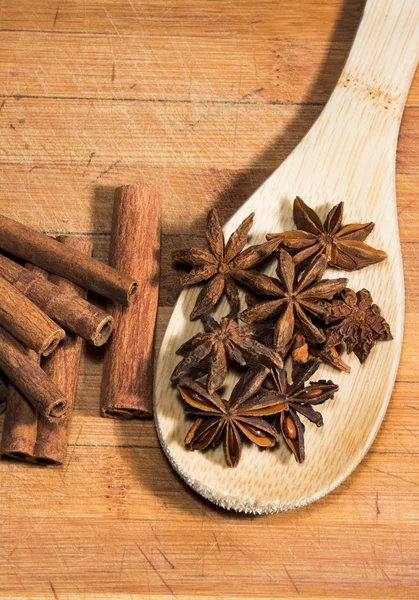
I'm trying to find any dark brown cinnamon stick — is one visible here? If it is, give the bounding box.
[0,275,64,356]
[1,348,39,461]
[100,185,160,418]
[0,371,8,415]
[34,237,90,465]
[0,254,114,346]
[0,326,67,421]
[0,214,137,305]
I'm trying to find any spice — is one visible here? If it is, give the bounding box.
[1,265,51,461]
[0,325,67,421]
[34,237,91,464]
[171,203,392,466]
[0,253,114,346]
[0,275,65,356]
[258,361,338,462]
[101,185,160,419]
[173,209,281,319]
[240,249,347,352]
[171,316,282,393]
[1,348,39,461]
[267,197,387,270]
[0,372,8,415]
[0,214,138,305]
[178,367,283,467]
[324,288,393,363]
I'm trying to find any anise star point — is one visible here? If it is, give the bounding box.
[171,315,283,393]
[173,208,281,320]
[267,196,387,271]
[178,368,284,467]
[256,360,339,463]
[240,249,348,353]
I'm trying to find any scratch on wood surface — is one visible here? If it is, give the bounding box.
[90,159,121,184]
[0,99,5,112]
[118,547,126,581]
[368,466,419,488]
[375,492,381,518]
[135,543,176,597]
[112,63,116,82]
[82,151,95,176]
[212,532,220,552]
[49,581,59,600]
[157,548,175,569]
[53,6,60,28]
[284,566,300,595]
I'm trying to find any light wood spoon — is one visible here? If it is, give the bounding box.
[155,0,419,513]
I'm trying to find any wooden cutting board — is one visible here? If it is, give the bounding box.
[0,1,418,598]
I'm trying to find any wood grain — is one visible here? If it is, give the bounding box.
[0,0,418,597]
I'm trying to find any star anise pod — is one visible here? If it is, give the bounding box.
[171,316,283,393]
[173,209,281,320]
[240,249,348,352]
[267,197,387,271]
[324,288,393,363]
[178,368,284,467]
[255,360,338,463]
[290,332,351,374]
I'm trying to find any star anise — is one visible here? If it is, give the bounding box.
[178,368,283,467]
[240,249,348,352]
[171,316,283,393]
[267,197,387,271]
[173,209,281,320]
[290,332,351,374]
[324,288,393,363]
[255,360,338,462]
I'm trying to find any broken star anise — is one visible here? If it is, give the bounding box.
[324,288,393,363]
[255,360,338,463]
[173,208,281,320]
[291,332,351,374]
[171,315,283,393]
[178,367,284,467]
[240,249,348,353]
[267,197,387,271]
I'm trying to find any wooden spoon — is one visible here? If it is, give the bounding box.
[155,0,419,513]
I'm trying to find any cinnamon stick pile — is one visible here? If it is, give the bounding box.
[0,184,160,465]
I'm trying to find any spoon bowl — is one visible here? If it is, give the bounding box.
[155,0,419,513]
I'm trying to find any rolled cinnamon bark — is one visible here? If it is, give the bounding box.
[0,275,64,356]
[0,326,67,421]
[0,348,39,462]
[100,185,160,418]
[34,237,90,465]
[0,254,114,346]
[0,214,137,305]
[0,371,8,415]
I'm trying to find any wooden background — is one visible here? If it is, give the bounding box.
[0,1,418,598]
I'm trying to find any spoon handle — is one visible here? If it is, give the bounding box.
[294,0,419,188]
[340,0,419,118]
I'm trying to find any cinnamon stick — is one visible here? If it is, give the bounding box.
[0,275,65,356]
[100,185,160,418]
[34,237,90,465]
[0,326,67,420]
[0,254,114,346]
[1,348,39,461]
[0,371,8,415]
[0,214,138,305]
